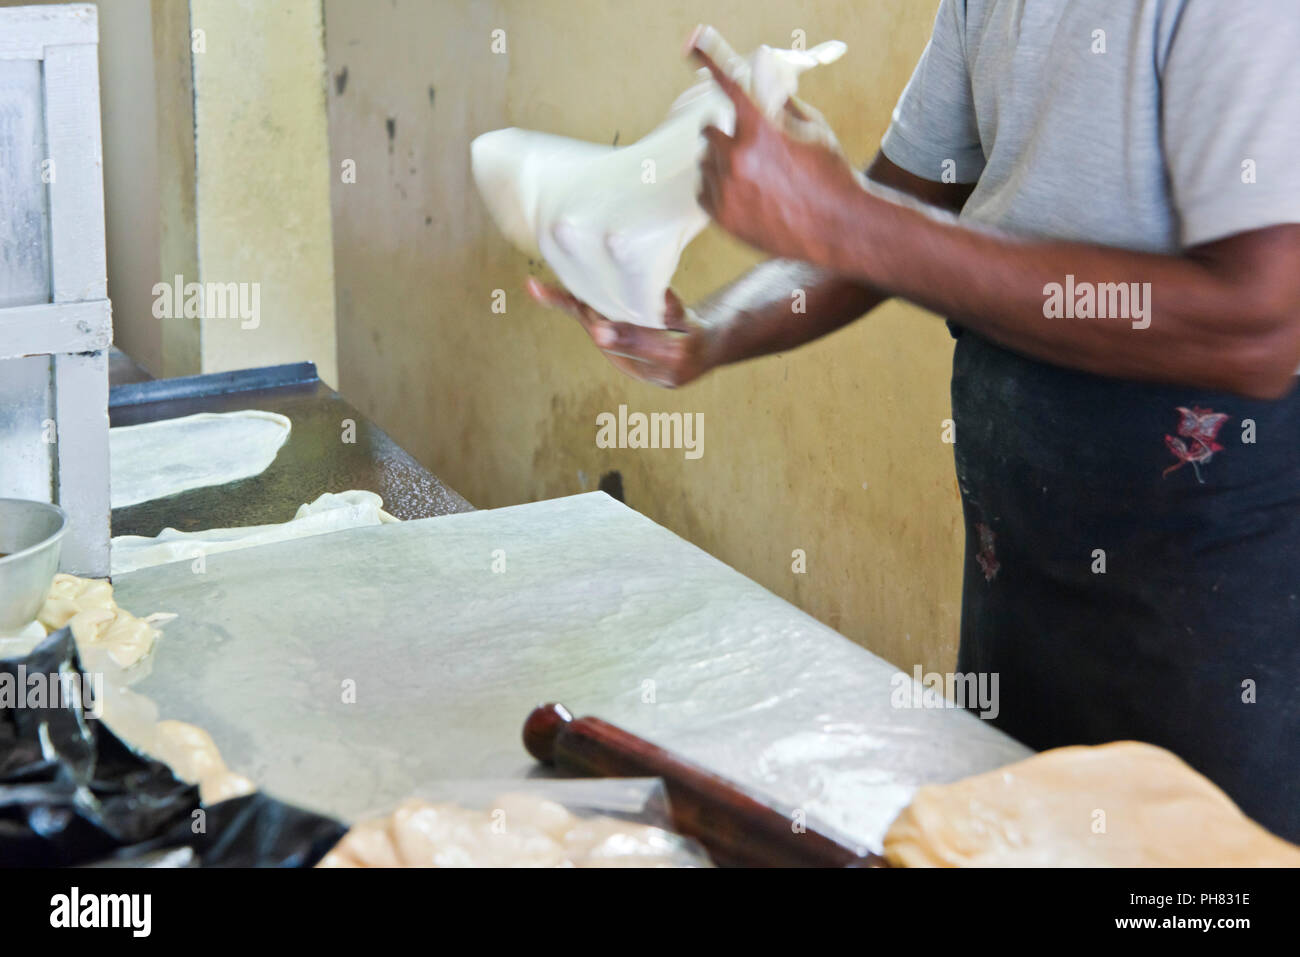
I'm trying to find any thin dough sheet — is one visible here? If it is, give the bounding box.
[110,410,291,509]
[110,490,399,575]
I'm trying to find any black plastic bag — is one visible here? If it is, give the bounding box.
[0,628,345,866]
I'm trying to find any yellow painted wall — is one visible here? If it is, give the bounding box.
[190,0,338,385]
[96,0,162,375]
[151,0,199,377]
[324,0,964,672]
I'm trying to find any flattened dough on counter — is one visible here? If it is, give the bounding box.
[110,410,291,509]
[319,794,708,868]
[883,741,1300,867]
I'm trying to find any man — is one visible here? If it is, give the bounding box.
[529,2,1300,840]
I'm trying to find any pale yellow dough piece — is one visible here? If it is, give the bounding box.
[152,720,256,804]
[38,572,165,668]
[318,794,705,868]
[883,741,1300,867]
[35,574,254,805]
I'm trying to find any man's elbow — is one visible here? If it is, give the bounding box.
[1220,309,1300,401]
[1234,371,1296,402]
[1188,226,1300,400]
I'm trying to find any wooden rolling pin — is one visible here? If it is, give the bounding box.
[522,703,887,867]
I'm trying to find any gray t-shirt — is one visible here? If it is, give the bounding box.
[880,0,1300,254]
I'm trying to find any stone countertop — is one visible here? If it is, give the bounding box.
[113,492,1031,851]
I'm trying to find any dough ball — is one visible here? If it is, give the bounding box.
[491,793,574,841]
[200,771,256,805]
[38,574,114,630]
[883,741,1300,867]
[319,819,402,868]
[152,720,228,783]
[318,794,707,867]
[38,573,161,668]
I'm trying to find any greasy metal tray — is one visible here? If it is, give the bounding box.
[109,362,471,539]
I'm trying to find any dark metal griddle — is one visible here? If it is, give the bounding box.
[108,362,472,539]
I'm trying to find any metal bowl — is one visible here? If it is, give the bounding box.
[0,498,69,631]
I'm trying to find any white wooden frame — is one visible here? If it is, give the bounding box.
[0,4,110,577]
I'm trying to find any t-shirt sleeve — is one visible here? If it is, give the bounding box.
[1162,1,1300,248]
[879,0,985,184]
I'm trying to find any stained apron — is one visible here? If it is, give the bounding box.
[950,327,1300,841]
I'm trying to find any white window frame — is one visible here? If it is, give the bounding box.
[0,4,110,577]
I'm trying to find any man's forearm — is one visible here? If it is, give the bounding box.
[692,153,972,369]
[813,184,1300,399]
[693,259,885,366]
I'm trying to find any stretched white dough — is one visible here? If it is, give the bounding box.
[471,25,847,328]
[109,489,399,575]
[111,410,291,509]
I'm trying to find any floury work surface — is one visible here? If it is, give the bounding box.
[113,492,1030,849]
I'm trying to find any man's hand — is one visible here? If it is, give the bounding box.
[525,278,721,388]
[694,45,863,263]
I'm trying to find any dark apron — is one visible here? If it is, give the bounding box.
[950,327,1300,841]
